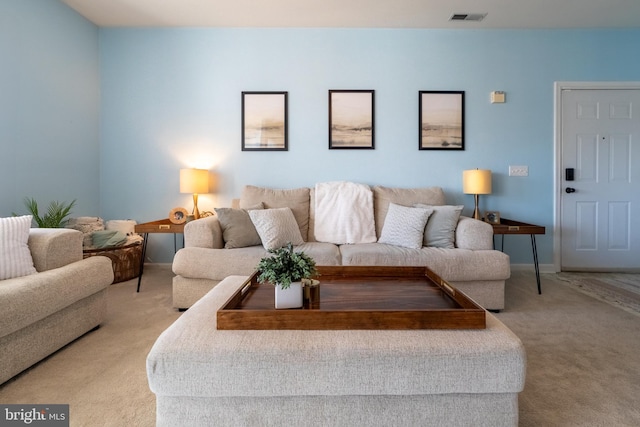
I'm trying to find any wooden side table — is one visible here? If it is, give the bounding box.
[489,218,546,294]
[134,219,185,292]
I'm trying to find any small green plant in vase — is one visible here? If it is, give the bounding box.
[16,197,76,228]
[256,242,318,309]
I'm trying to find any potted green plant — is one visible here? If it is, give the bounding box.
[18,197,76,228]
[256,242,318,309]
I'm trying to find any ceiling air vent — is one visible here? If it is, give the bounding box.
[449,13,487,22]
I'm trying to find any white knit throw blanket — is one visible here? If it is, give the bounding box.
[314,181,376,245]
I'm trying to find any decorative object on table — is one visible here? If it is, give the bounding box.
[256,242,318,309]
[242,91,288,151]
[328,90,375,149]
[17,197,76,228]
[169,207,188,224]
[419,91,465,150]
[484,211,501,224]
[463,168,492,220]
[180,168,209,220]
[302,278,320,308]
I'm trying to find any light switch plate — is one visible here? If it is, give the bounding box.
[509,165,528,176]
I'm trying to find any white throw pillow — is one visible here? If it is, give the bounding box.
[249,208,304,250]
[416,204,463,249]
[378,203,433,249]
[0,215,37,280]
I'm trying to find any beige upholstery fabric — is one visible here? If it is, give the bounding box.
[155,393,518,427]
[0,257,112,337]
[248,207,304,250]
[148,275,525,426]
[378,203,432,249]
[183,216,224,249]
[173,185,510,310]
[373,186,445,238]
[173,243,341,282]
[0,228,113,384]
[416,204,464,248]
[240,185,311,240]
[214,207,262,249]
[456,216,494,250]
[339,244,510,282]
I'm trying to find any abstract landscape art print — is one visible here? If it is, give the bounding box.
[242,92,288,151]
[329,90,375,149]
[419,91,464,150]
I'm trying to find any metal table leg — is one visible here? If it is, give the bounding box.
[136,233,149,292]
[531,234,542,294]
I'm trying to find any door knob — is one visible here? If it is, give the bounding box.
[565,187,576,193]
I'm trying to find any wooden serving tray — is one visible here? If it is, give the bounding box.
[217,266,485,330]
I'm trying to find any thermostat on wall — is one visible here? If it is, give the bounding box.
[491,91,505,103]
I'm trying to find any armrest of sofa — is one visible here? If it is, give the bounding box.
[455,216,494,250]
[28,228,83,272]
[184,216,224,249]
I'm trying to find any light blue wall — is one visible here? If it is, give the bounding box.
[0,0,100,218]
[100,27,640,264]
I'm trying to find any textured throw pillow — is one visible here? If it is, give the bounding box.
[214,205,263,249]
[248,208,304,250]
[372,186,446,238]
[240,185,310,241]
[0,215,37,280]
[378,203,433,249]
[416,204,463,249]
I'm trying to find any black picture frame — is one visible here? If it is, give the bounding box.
[329,90,375,149]
[242,92,288,151]
[419,91,465,150]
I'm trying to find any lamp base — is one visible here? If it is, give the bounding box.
[473,194,481,220]
[192,194,200,220]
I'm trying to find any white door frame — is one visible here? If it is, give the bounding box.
[553,81,640,272]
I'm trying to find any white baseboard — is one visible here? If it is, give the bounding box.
[510,263,556,274]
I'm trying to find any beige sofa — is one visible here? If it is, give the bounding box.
[0,228,114,384]
[172,184,510,311]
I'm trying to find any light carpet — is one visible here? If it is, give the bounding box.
[1,266,639,426]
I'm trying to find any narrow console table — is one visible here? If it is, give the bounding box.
[134,219,185,292]
[489,218,546,294]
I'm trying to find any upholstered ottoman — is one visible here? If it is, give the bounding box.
[147,276,526,427]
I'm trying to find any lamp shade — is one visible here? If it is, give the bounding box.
[463,169,492,195]
[180,168,209,194]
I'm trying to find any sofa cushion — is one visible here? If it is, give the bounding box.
[378,203,433,249]
[339,243,510,282]
[0,256,112,337]
[416,204,464,249]
[240,186,310,241]
[0,215,37,280]
[416,203,464,249]
[214,205,263,249]
[172,243,342,281]
[372,186,445,238]
[249,208,304,250]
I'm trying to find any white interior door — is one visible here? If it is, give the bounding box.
[560,88,640,271]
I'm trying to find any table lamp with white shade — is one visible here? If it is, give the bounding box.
[180,168,209,220]
[463,169,492,220]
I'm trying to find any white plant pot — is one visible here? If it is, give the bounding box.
[275,281,303,309]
